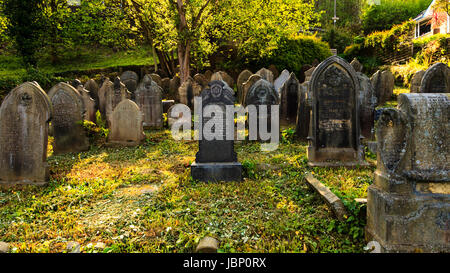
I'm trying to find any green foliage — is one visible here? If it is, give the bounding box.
[261,35,331,76]
[315,0,364,32]
[321,27,354,54]
[281,128,296,144]
[364,20,415,51]
[82,117,109,145]
[413,34,449,66]
[361,0,432,34]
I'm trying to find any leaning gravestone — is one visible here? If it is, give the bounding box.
[105,77,131,127]
[357,72,377,141]
[409,70,425,93]
[0,82,52,186]
[350,58,363,73]
[77,85,97,123]
[241,74,262,105]
[120,71,139,99]
[371,70,394,106]
[280,72,299,123]
[274,69,291,95]
[211,71,234,89]
[48,83,89,154]
[307,56,366,167]
[107,99,145,146]
[135,75,163,129]
[256,68,274,83]
[236,70,253,104]
[191,81,242,182]
[246,79,280,140]
[367,93,450,253]
[84,79,99,108]
[418,62,450,93]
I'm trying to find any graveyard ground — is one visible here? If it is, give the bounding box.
[0,127,375,253]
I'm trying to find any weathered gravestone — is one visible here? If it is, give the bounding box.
[367,93,450,253]
[179,77,202,109]
[135,75,163,129]
[162,100,175,114]
[149,73,162,88]
[410,70,425,93]
[193,73,209,89]
[280,72,300,123]
[71,79,82,89]
[256,68,274,83]
[268,64,279,79]
[204,70,213,82]
[307,56,366,167]
[191,81,242,182]
[357,72,377,141]
[105,77,131,127]
[274,69,290,96]
[120,71,139,99]
[236,70,253,104]
[418,62,450,93]
[169,76,181,101]
[77,85,97,123]
[296,67,315,139]
[304,66,316,83]
[211,71,234,89]
[84,79,99,108]
[98,77,112,117]
[350,58,363,73]
[371,70,394,106]
[241,74,262,105]
[161,77,171,94]
[0,82,52,186]
[107,99,145,146]
[48,83,89,154]
[245,79,280,140]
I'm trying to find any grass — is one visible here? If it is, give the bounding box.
[0,129,375,253]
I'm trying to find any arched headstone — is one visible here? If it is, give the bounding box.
[105,77,131,127]
[280,72,299,123]
[84,79,99,108]
[0,82,52,186]
[256,68,274,83]
[241,74,262,105]
[77,85,97,123]
[419,62,450,93]
[48,83,89,154]
[107,99,145,146]
[120,71,139,98]
[236,70,252,104]
[135,75,163,129]
[211,71,234,88]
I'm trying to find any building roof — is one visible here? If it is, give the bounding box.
[413,0,437,22]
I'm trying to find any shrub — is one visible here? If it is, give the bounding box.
[321,27,354,54]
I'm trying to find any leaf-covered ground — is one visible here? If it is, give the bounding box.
[0,129,375,253]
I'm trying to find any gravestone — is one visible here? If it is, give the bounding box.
[350,58,363,73]
[211,71,234,88]
[169,76,181,101]
[241,74,262,105]
[296,83,310,140]
[268,64,279,79]
[371,70,394,106]
[357,72,377,141]
[274,69,290,95]
[161,77,171,94]
[409,70,425,93]
[105,77,131,127]
[135,75,163,129]
[194,73,209,89]
[367,93,450,253]
[48,83,89,154]
[304,66,316,83]
[0,82,52,186]
[280,72,299,123]
[98,77,112,117]
[107,99,145,146]
[236,70,253,105]
[418,62,450,93]
[77,85,97,123]
[191,81,242,182]
[120,71,139,98]
[256,68,274,83]
[179,77,202,109]
[162,100,175,114]
[84,79,99,108]
[246,79,280,140]
[299,64,313,83]
[204,70,213,81]
[149,73,162,88]
[307,56,366,167]
[71,79,82,89]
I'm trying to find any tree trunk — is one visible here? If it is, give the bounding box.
[178,41,191,83]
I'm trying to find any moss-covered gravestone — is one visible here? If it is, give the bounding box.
[0,82,52,186]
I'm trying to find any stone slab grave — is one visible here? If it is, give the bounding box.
[418,62,450,93]
[241,74,262,105]
[307,56,367,167]
[210,71,234,89]
[48,82,89,154]
[357,72,377,141]
[120,71,139,99]
[367,93,450,253]
[77,85,97,123]
[256,68,274,83]
[0,82,52,187]
[280,72,299,124]
[371,69,394,106]
[107,99,145,146]
[236,69,252,104]
[191,80,243,182]
[105,77,131,127]
[245,79,280,141]
[135,75,163,129]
